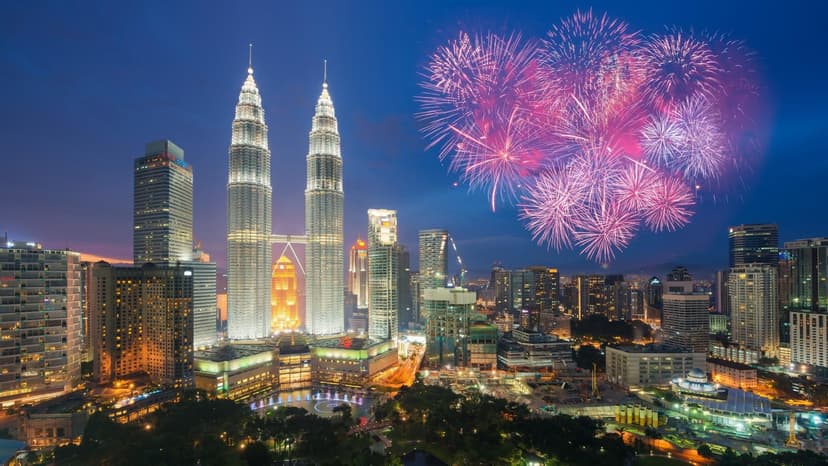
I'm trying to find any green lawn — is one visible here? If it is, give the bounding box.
[635,455,691,466]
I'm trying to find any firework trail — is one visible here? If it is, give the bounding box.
[417,10,759,262]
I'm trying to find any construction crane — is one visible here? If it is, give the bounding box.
[447,234,467,287]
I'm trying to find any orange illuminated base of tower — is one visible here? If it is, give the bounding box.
[271,256,300,332]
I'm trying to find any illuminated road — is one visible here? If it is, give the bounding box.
[374,345,425,390]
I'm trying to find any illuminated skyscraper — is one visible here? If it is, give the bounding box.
[305,70,344,335]
[418,230,448,316]
[227,54,271,339]
[271,256,299,332]
[729,265,779,357]
[133,140,193,264]
[729,224,779,267]
[348,238,368,309]
[368,209,398,341]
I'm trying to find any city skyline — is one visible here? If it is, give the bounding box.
[2,0,827,277]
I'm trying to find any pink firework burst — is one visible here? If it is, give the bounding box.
[417,12,760,263]
[673,96,727,180]
[642,31,722,110]
[613,161,658,211]
[574,204,639,264]
[640,113,685,168]
[520,167,588,251]
[643,175,695,232]
[454,108,548,210]
[539,9,641,97]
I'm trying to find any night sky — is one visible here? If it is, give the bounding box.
[1,0,826,279]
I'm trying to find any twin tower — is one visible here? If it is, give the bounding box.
[227,56,343,339]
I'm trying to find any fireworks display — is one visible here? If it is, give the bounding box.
[417,10,759,263]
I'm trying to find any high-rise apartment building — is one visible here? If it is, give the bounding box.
[729,224,779,267]
[305,76,344,336]
[729,265,779,357]
[348,238,368,309]
[133,140,193,264]
[785,238,828,373]
[0,242,81,404]
[271,256,299,332]
[367,209,398,341]
[227,60,272,339]
[662,293,710,353]
[89,262,193,386]
[529,266,560,331]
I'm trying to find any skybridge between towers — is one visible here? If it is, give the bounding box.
[271,234,306,276]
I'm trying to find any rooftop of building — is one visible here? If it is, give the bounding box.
[609,344,705,355]
[707,357,755,371]
[275,333,311,354]
[312,335,383,350]
[22,391,86,415]
[194,343,274,362]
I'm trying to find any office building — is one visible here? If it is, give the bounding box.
[189,250,217,349]
[348,238,368,309]
[312,336,397,389]
[714,270,730,315]
[0,242,81,405]
[606,345,706,388]
[662,293,710,353]
[194,344,277,402]
[497,329,573,371]
[491,266,511,314]
[707,359,757,390]
[133,139,193,264]
[305,74,345,336]
[728,265,778,357]
[271,256,299,333]
[89,262,193,387]
[665,266,693,293]
[645,276,663,321]
[467,320,498,370]
[423,287,476,367]
[367,209,398,341]
[728,224,778,267]
[227,59,272,339]
[791,310,828,372]
[409,271,421,323]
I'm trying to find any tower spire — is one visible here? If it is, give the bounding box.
[248,43,253,75]
[323,59,328,88]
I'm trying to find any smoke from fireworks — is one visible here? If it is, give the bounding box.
[417,10,759,263]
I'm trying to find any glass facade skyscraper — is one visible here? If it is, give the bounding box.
[368,209,398,342]
[784,238,828,312]
[305,78,344,336]
[133,140,193,264]
[728,224,779,267]
[227,62,271,339]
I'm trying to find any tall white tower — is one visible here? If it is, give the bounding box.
[227,50,271,339]
[368,209,399,342]
[305,65,344,335]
